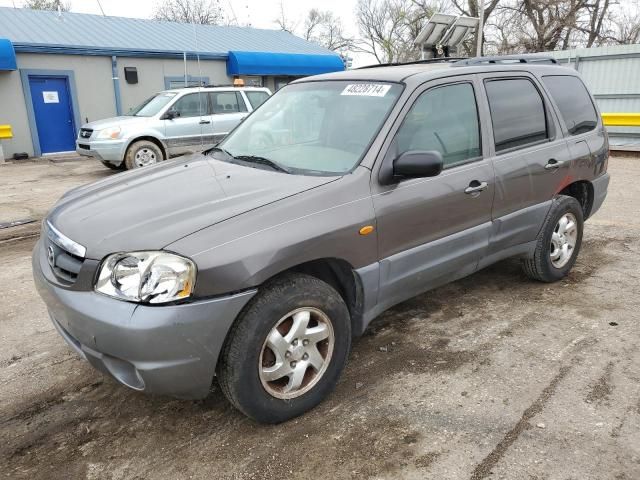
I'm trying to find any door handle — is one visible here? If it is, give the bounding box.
[544,158,561,170]
[199,120,211,125]
[464,180,488,194]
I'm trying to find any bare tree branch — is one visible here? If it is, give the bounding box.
[153,0,226,25]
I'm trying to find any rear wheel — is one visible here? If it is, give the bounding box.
[217,274,351,423]
[124,140,164,169]
[522,195,584,282]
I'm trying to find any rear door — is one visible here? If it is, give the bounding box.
[205,91,249,145]
[371,76,495,311]
[478,72,572,261]
[163,92,208,156]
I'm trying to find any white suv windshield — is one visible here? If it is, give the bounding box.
[128,92,177,117]
[216,81,402,175]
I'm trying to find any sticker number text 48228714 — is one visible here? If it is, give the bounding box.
[341,84,391,97]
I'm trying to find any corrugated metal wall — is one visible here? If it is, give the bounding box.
[548,44,640,147]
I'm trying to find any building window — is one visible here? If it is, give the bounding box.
[164,75,210,90]
[241,76,263,87]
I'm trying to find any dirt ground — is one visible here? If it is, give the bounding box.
[1,157,639,480]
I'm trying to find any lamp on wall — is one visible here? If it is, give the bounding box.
[124,67,138,84]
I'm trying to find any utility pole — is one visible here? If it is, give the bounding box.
[476,1,484,57]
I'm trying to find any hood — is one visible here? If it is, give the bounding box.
[83,116,150,131]
[48,155,339,259]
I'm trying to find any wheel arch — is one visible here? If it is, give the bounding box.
[260,257,366,338]
[125,136,168,161]
[559,180,594,219]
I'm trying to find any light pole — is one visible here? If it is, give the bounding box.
[476,0,484,57]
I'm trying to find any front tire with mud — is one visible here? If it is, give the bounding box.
[217,274,351,423]
[124,140,164,169]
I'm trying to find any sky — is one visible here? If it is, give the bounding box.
[0,0,377,66]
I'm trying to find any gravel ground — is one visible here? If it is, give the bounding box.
[0,157,639,480]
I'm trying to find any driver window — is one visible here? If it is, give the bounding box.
[395,83,481,168]
[171,93,208,118]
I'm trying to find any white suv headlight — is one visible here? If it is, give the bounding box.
[96,126,122,140]
[95,251,196,304]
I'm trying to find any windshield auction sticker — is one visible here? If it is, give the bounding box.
[341,84,391,97]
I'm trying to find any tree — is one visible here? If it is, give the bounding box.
[23,0,70,11]
[303,9,354,52]
[355,0,418,63]
[153,0,225,25]
[449,0,502,55]
[274,1,298,34]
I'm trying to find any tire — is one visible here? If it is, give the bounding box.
[218,273,351,423]
[100,160,125,171]
[124,140,164,169]
[522,195,584,282]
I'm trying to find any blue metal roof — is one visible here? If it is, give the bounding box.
[0,7,336,59]
[0,38,16,70]
[228,51,344,76]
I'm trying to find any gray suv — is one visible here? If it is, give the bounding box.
[33,56,610,423]
[76,86,271,170]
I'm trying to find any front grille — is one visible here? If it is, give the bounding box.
[46,238,84,284]
[79,128,93,139]
[44,222,86,285]
[78,144,90,150]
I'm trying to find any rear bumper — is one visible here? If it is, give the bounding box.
[76,139,127,164]
[590,172,610,218]
[32,239,256,399]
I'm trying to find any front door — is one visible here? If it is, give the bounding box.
[28,76,76,154]
[372,78,495,311]
[163,92,208,156]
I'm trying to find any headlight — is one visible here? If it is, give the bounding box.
[95,251,196,304]
[96,126,122,140]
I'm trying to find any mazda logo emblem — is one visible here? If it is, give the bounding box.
[47,245,56,268]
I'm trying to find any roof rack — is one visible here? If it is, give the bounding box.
[356,57,468,69]
[452,55,558,66]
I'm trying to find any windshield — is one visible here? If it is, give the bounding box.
[127,92,178,117]
[216,81,402,175]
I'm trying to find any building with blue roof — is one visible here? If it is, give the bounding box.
[0,7,344,158]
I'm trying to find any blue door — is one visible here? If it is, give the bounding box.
[28,76,76,153]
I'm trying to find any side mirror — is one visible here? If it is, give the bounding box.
[161,109,179,120]
[392,151,443,180]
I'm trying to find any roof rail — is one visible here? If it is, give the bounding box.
[452,55,558,66]
[356,57,468,69]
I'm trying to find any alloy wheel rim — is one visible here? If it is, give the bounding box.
[134,148,157,167]
[550,212,578,268]
[259,307,335,400]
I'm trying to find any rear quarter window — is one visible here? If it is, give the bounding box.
[542,75,598,135]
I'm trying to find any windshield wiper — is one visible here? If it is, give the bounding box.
[207,146,234,158]
[233,155,292,174]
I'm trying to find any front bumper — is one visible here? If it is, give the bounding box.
[32,239,255,399]
[76,139,127,164]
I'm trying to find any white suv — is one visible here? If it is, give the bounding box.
[76,86,271,170]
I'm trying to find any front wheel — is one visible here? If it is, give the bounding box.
[217,274,351,423]
[522,195,584,282]
[124,140,164,169]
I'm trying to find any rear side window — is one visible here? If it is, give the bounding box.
[485,78,548,152]
[542,75,598,135]
[395,82,481,168]
[210,92,248,114]
[245,91,270,109]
